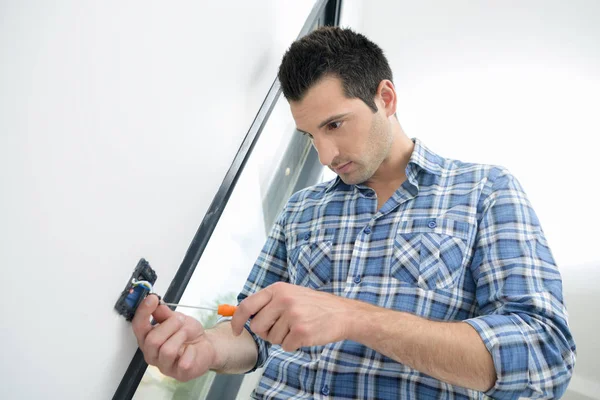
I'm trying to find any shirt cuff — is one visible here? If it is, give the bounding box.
[465,314,530,400]
[242,321,270,373]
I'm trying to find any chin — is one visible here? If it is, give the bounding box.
[338,173,367,186]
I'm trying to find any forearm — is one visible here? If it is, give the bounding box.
[205,321,258,374]
[347,301,496,392]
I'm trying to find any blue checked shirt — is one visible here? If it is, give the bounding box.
[237,139,576,399]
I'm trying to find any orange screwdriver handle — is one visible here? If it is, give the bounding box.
[217,304,237,317]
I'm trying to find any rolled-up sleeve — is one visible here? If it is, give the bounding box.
[464,168,576,400]
[235,208,289,372]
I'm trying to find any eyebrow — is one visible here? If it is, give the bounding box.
[318,113,350,129]
[296,112,351,135]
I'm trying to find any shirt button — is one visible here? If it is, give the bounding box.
[364,227,371,234]
[428,220,437,229]
[321,385,330,396]
[354,275,362,284]
[304,232,311,240]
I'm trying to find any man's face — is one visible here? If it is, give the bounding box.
[290,76,393,185]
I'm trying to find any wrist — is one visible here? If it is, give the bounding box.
[204,326,224,371]
[342,299,381,342]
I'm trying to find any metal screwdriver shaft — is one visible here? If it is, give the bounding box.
[162,303,217,312]
[161,302,238,317]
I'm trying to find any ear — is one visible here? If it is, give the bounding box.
[376,79,397,118]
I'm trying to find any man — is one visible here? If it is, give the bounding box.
[133,27,576,399]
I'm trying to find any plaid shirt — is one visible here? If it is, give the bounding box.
[237,139,576,399]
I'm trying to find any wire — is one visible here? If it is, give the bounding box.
[132,279,154,292]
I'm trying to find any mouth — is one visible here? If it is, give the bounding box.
[333,161,352,174]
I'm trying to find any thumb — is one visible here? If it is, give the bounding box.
[143,294,174,323]
[153,303,175,323]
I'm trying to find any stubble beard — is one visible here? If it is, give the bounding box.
[339,113,392,185]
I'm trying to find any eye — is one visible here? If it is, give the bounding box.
[327,121,342,131]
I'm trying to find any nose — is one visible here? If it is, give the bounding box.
[313,136,339,167]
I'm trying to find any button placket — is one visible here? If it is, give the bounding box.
[314,357,331,399]
[345,219,376,291]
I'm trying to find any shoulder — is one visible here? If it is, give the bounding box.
[276,178,340,228]
[441,155,508,179]
[414,140,516,192]
[286,179,336,207]
[431,152,527,215]
[437,154,519,192]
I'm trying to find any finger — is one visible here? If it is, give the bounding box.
[248,299,287,339]
[157,329,188,375]
[143,313,186,364]
[265,317,290,345]
[281,326,304,352]
[231,288,274,336]
[132,294,160,347]
[177,342,198,382]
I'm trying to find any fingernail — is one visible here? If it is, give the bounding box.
[177,314,185,323]
[145,296,154,305]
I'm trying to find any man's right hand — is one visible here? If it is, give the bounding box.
[132,294,216,382]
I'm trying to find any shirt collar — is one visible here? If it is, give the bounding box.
[407,138,444,177]
[325,138,443,193]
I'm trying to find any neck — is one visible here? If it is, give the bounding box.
[366,117,414,192]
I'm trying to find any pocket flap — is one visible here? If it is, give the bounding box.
[395,217,471,241]
[289,228,335,249]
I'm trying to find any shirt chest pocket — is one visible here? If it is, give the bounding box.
[288,229,334,290]
[391,218,471,290]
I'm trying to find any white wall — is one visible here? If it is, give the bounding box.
[0,1,314,399]
[342,1,600,398]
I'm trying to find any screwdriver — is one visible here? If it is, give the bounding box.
[161,302,238,317]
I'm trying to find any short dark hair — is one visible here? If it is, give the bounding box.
[278,26,393,113]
